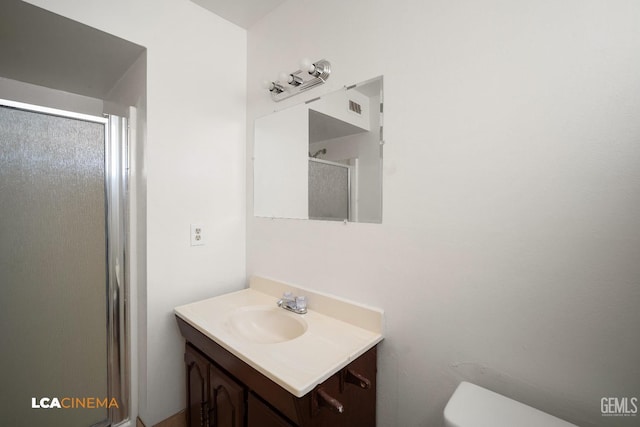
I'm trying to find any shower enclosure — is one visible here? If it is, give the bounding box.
[308,158,353,221]
[0,100,129,427]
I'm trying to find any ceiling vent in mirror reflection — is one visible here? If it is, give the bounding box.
[349,100,362,115]
[254,76,383,224]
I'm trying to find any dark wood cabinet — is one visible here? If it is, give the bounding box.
[178,316,377,427]
[186,344,245,427]
[185,344,209,426]
[247,393,296,427]
[208,361,245,427]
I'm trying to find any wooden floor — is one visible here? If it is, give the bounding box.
[137,410,186,427]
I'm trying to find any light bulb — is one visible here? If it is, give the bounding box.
[262,80,274,90]
[279,72,293,84]
[299,58,315,74]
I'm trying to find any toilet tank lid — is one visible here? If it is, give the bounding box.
[444,382,578,427]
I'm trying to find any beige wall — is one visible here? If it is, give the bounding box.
[246,1,640,426]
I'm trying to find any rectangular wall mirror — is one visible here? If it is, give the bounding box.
[254,76,383,223]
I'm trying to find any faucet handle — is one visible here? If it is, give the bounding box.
[277,292,307,314]
[295,296,307,311]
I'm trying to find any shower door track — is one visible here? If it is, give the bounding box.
[0,99,130,427]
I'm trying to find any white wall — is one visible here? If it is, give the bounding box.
[247,1,640,426]
[23,0,247,425]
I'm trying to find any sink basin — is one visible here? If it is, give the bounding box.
[228,306,307,344]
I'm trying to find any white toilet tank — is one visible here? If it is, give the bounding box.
[444,382,578,427]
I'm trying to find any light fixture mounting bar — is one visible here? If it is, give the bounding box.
[270,59,331,102]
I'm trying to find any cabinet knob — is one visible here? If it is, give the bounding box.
[344,367,371,389]
[315,388,344,414]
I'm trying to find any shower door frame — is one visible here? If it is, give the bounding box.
[0,99,130,427]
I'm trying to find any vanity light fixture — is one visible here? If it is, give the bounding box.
[263,58,331,102]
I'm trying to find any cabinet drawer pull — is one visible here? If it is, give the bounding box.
[316,388,344,414]
[345,368,371,389]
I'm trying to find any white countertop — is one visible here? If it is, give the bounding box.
[174,276,384,397]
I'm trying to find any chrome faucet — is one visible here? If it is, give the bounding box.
[277,292,307,314]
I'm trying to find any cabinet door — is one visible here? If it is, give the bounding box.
[248,393,296,427]
[208,363,245,427]
[341,347,377,427]
[185,345,209,427]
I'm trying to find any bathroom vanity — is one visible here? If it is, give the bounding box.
[174,276,384,427]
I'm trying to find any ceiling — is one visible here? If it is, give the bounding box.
[191,0,288,29]
[0,0,145,99]
[0,0,283,100]
[309,110,367,144]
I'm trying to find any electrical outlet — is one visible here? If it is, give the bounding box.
[190,223,204,246]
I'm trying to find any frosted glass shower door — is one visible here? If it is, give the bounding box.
[308,159,350,221]
[0,104,111,427]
